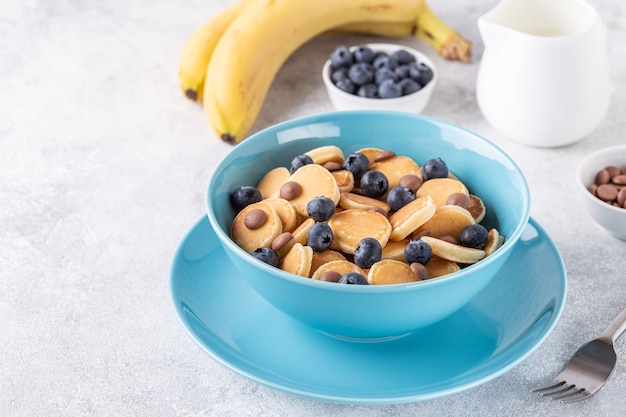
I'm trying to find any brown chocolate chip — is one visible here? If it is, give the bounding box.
[271,232,292,251]
[368,206,387,216]
[439,235,458,244]
[413,229,431,240]
[588,183,598,197]
[617,187,626,207]
[611,174,626,185]
[323,161,342,171]
[596,184,618,202]
[319,271,342,282]
[606,166,622,178]
[410,262,429,280]
[595,169,610,185]
[446,192,470,209]
[280,181,301,200]
[374,150,396,162]
[398,174,422,192]
[244,209,267,229]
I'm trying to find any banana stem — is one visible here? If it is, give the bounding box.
[415,2,471,63]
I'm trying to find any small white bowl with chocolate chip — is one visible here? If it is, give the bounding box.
[576,145,626,240]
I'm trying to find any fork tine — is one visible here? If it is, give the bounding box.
[559,390,591,404]
[531,380,565,393]
[539,383,577,398]
[549,387,585,401]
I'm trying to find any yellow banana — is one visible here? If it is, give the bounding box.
[177,0,251,102]
[202,0,471,143]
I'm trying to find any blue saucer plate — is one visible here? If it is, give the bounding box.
[170,216,566,405]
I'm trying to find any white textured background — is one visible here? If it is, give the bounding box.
[1,0,626,415]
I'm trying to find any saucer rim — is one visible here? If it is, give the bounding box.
[169,216,566,405]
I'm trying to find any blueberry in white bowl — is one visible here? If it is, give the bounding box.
[322,43,437,113]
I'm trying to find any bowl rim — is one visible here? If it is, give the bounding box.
[321,42,438,104]
[206,110,531,293]
[575,144,626,214]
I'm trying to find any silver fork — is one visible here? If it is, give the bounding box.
[532,307,626,403]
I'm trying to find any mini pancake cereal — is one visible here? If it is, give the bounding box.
[413,204,475,241]
[231,201,283,253]
[328,209,391,254]
[280,243,313,277]
[256,167,290,199]
[228,145,506,285]
[286,163,340,217]
[371,155,422,190]
[311,259,365,280]
[416,178,469,207]
[310,249,347,277]
[368,259,418,285]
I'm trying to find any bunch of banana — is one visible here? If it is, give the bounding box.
[178,0,472,144]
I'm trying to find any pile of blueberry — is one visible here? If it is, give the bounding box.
[328,45,434,99]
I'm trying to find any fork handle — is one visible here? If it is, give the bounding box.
[599,308,626,344]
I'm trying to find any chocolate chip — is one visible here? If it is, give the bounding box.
[279,181,301,200]
[606,166,621,177]
[409,262,429,280]
[595,169,610,185]
[412,229,431,240]
[271,232,292,251]
[398,174,422,192]
[368,206,387,216]
[319,271,342,282]
[612,174,626,185]
[439,235,458,244]
[596,184,618,202]
[446,192,470,209]
[323,161,342,171]
[244,208,267,229]
[374,150,396,162]
[617,187,626,207]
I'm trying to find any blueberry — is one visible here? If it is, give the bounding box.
[290,154,314,173]
[399,78,422,95]
[354,237,382,269]
[404,239,432,265]
[338,272,369,285]
[353,45,375,63]
[306,222,334,252]
[422,157,449,180]
[357,83,379,98]
[250,247,280,267]
[307,196,336,222]
[331,67,349,84]
[459,224,489,249]
[335,78,356,94]
[342,152,370,180]
[412,62,434,86]
[390,49,416,66]
[360,170,389,198]
[348,62,374,86]
[330,46,352,69]
[378,79,402,99]
[387,186,415,211]
[372,52,395,70]
[230,185,262,212]
[394,64,410,79]
[375,67,397,85]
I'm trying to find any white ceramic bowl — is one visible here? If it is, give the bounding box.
[576,145,626,240]
[322,43,437,113]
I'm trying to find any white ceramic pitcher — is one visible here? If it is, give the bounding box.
[476,0,611,147]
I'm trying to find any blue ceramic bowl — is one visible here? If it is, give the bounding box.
[206,111,530,339]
